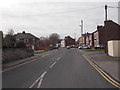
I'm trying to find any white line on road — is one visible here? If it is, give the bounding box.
[37,71,47,88]
[50,62,56,68]
[57,57,61,61]
[29,71,47,88]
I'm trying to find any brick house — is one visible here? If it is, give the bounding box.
[15,31,39,50]
[64,36,75,47]
[93,20,120,49]
[93,25,104,48]
[78,34,86,46]
[89,33,94,48]
[78,33,92,47]
[85,33,92,47]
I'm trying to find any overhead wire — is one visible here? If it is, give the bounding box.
[8,6,104,17]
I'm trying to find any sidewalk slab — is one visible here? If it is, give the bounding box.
[79,50,120,82]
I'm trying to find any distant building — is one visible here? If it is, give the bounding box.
[64,36,75,46]
[78,34,86,46]
[15,31,39,50]
[61,39,65,47]
[78,33,92,47]
[89,33,94,48]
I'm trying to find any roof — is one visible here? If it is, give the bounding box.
[65,36,75,40]
[15,32,39,39]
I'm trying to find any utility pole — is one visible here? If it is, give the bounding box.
[105,5,107,21]
[80,20,83,37]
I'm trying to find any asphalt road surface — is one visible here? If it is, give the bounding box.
[2,48,115,88]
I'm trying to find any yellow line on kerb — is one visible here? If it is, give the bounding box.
[82,55,120,88]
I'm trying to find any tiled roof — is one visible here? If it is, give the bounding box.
[15,33,39,39]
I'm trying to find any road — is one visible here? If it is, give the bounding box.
[2,48,115,88]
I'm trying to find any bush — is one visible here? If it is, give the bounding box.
[16,42,26,48]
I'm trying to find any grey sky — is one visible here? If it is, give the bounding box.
[0,0,119,39]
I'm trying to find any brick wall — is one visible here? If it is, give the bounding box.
[2,48,34,63]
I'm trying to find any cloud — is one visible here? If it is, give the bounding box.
[1,1,118,39]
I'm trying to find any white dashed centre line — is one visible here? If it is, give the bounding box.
[57,57,61,61]
[50,62,56,68]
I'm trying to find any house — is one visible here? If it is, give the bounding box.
[93,25,104,48]
[93,20,120,49]
[78,20,120,50]
[78,34,86,46]
[78,33,92,47]
[85,33,92,47]
[15,31,39,50]
[64,36,75,47]
[89,33,94,48]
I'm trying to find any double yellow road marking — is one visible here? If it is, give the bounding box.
[82,55,120,88]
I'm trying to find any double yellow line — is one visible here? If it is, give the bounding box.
[82,55,120,88]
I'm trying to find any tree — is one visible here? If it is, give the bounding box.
[3,29,16,48]
[49,33,60,46]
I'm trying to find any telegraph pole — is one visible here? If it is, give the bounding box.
[105,5,107,21]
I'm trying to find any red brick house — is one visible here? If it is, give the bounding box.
[64,36,75,47]
[78,20,120,50]
[15,31,39,50]
[93,20,120,49]
[78,34,86,46]
[78,33,92,47]
[89,33,94,48]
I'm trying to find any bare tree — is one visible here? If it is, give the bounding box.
[7,29,14,35]
[49,33,60,46]
[3,29,15,48]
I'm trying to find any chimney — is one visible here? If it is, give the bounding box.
[22,31,25,34]
[104,20,112,26]
[97,25,103,30]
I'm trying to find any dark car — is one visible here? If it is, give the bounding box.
[53,46,58,49]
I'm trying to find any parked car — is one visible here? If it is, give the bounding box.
[53,46,58,49]
[66,46,71,49]
[78,45,89,49]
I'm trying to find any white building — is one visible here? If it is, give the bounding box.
[61,39,65,47]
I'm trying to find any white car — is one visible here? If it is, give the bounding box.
[66,46,71,49]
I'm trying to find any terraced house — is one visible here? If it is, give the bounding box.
[78,20,120,50]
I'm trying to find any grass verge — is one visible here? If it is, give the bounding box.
[84,49,104,52]
[34,50,47,54]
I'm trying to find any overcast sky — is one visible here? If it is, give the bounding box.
[0,0,119,39]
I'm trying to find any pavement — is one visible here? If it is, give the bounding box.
[2,48,116,88]
[79,50,120,83]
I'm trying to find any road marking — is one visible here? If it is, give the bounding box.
[29,71,47,88]
[50,62,56,68]
[82,55,120,88]
[37,71,47,88]
[57,57,61,61]
[1,54,50,73]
